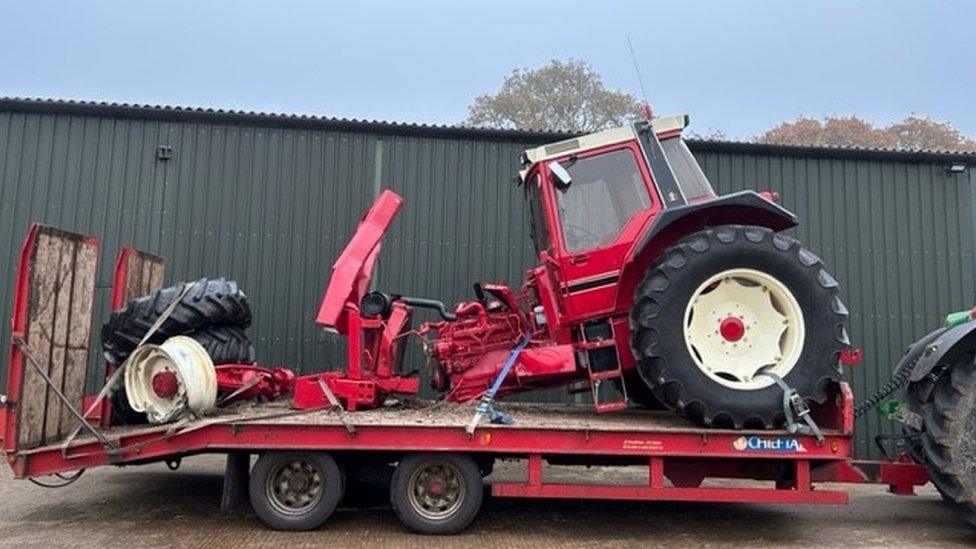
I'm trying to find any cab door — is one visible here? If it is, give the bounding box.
[543,143,661,320]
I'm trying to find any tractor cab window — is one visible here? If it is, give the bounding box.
[525,173,550,253]
[661,137,714,200]
[553,148,650,253]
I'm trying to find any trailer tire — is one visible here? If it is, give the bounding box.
[101,278,252,365]
[920,355,976,526]
[391,453,483,535]
[249,451,345,531]
[630,225,848,429]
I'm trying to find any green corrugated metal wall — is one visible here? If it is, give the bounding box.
[1,100,974,457]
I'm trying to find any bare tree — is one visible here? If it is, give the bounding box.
[757,114,976,152]
[466,60,642,132]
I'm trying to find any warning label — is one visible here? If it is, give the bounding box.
[622,438,664,451]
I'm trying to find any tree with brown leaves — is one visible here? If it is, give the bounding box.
[757,115,976,152]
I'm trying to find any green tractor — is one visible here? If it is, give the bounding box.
[874,307,976,525]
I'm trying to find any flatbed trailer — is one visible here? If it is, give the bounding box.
[0,224,933,534]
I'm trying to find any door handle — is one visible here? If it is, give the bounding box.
[569,254,590,265]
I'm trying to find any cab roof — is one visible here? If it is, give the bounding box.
[521,114,690,168]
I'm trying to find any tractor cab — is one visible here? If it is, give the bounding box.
[519,116,717,323]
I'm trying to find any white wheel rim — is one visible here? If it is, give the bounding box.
[683,268,805,390]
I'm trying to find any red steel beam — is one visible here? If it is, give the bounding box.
[491,483,848,505]
[11,421,852,479]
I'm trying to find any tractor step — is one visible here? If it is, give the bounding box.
[593,400,629,413]
[588,370,625,382]
[576,339,617,351]
[578,322,628,414]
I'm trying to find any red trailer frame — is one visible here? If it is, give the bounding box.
[0,223,932,534]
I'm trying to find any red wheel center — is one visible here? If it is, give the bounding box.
[719,316,746,342]
[428,479,444,495]
[151,370,180,398]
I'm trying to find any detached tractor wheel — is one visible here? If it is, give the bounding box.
[630,225,849,429]
[101,278,252,365]
[107,325,255,425]
[920,356,976,526]
[249,451,345,531]
[390,453,483,535]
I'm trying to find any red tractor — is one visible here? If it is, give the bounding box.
[309,114,852,430]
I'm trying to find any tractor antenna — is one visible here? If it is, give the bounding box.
[627,37,653,120]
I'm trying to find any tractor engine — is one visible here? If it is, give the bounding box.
[426,284,540,401]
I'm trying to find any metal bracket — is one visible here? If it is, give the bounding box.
[316,378,357,435]
[892,407,923,430]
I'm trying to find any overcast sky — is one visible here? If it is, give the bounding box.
[1,1,973,140]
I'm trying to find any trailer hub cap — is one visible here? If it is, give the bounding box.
[683,268,805,390]
[267,459,324,515]
[408,462,465,520]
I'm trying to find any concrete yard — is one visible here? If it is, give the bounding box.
[0,454,973,548]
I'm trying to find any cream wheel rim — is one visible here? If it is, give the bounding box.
[683,268,805,390]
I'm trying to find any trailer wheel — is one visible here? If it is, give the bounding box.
[920,356,976,526]
[249,451,344,531]
[630,225,848,429]
[390,453,483,534]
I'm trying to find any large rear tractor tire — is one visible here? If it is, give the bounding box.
[101,278,251,365]
[630,225,849,429]
[619,370,667,410]
[920,356,976,526]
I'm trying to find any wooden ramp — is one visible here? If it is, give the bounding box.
[5,225,99,450]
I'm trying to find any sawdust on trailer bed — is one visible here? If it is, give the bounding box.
[37,398,830,454]
[209,398,810,435]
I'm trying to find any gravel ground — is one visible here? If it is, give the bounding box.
[0,454,974,548]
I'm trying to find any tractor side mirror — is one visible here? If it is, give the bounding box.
[548,161,572,191]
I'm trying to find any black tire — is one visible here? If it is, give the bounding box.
[897,327,949,464]
[110,385,146,426]
[630,225,849,429]
[920,355,976,526]
[106,325,255,368]
[620,370,667,410]
[102,278,251,365]
[249,451,345,531]
[390,453,483,535]
[188,325,255,365]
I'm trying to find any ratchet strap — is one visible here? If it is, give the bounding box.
[465,332,531,436]
[756,367,825,445]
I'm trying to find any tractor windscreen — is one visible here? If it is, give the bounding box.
[660,137,714,201]
[554,149,651,253]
